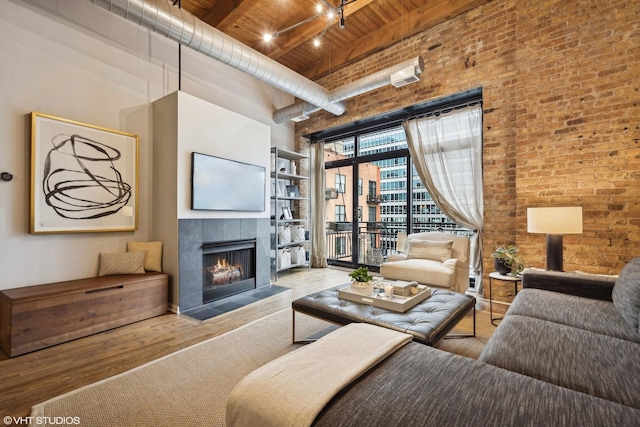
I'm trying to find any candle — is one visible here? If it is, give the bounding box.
[384,284,394,297]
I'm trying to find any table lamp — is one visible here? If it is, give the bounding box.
[527,207,583,271]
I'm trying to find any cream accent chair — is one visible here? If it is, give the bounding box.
[380,231,471,293]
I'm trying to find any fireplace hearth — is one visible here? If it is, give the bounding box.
[178,218,270,313]
[202,239,256,303]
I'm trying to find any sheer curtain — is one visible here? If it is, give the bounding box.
[403,105,484,292]
[310,142,328,268]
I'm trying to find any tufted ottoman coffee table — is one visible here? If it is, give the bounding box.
[292,284,475,346]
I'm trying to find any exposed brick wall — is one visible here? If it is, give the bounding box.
[296,0,640,302]
[514,0,640,278]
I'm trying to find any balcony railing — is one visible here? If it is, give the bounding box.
[327,221,352,232]
[366,194,384,203]
[325,230,353,262]
[325,222,475,266]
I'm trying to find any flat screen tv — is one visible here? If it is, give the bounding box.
[191,152,266,212]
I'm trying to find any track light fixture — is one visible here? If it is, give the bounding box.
[262,0,354,48]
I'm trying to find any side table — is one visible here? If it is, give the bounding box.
[488,271,522,326]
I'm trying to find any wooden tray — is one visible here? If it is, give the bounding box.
[338,284,431,313]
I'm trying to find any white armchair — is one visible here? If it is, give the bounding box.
[380,231,471,293]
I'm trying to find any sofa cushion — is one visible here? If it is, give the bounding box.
[380,259,455,288]
[406,239,453,262]
[612,257,640,335]
[314,342,640,427]
[508,288,640,343]
[479,315,640,409]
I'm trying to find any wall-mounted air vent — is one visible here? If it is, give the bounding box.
[391,65,421,88]
[290,114,310,122]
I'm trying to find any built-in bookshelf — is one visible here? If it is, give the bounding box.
[270,147,311,280]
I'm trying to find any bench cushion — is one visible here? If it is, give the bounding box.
[292,285,474,346]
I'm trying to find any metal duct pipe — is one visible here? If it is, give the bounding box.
[272,56,424,124]
[86,0,346,117]
[272,102,322,124]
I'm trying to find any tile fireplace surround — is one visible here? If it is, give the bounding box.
[178,218,270,312]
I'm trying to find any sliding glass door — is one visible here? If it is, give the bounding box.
[323,126,474,272]
[324,128,405,270]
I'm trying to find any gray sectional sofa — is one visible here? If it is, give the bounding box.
[314,260,640,425]
[230,259,640,426]
[479,265,640,411]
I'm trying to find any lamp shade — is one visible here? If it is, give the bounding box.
[527,207,583,235]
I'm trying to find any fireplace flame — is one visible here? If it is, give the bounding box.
[206,258,244,286]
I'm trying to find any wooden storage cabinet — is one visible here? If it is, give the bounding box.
[0,273,168,357]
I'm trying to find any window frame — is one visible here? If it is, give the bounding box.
[336,174,346,193]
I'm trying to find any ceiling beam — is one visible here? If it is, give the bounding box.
[264,0,376,60]
[202,0,261,31]
[301,0,488,79]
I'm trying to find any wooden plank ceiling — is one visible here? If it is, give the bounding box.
[179,0,487,80]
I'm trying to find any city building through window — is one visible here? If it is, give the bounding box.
[316,91,481,278]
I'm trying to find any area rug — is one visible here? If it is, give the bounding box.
[31,309,490,427]
[31,309,331,427]
[436,309,492,359]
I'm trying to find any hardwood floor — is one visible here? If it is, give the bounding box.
[0,267,491,420]
[0,267,347,418]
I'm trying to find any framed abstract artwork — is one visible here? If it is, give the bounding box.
[30,112,139,234]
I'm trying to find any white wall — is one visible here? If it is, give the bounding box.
[152,91,272,309]
[0,0,295,289]
[176,92,271,219]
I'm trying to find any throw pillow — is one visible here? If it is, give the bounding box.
[612,257,640,334]
[98,252,145,276]
[127,241,163,272]
[406,240,453,262]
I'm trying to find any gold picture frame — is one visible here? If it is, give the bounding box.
[30,112,139,234]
